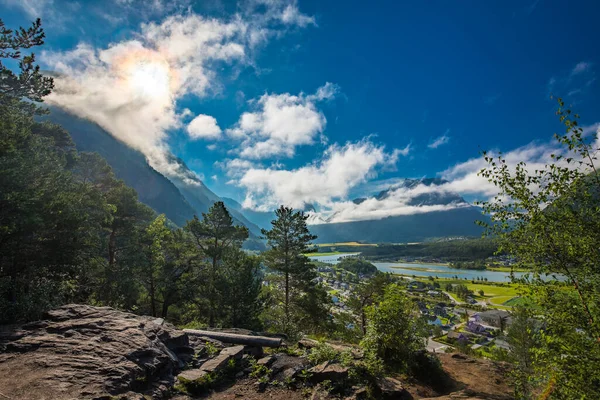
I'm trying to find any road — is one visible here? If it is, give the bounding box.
[427,337,450,353]
[442,291,463,305]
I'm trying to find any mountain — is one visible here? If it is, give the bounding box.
[310,207,486,243]
[309,178,488,243]
[221,197,275,231]
[162,156,262,237]
[375,178,466,206]
[42,107,196,227]
[42,107,263,247]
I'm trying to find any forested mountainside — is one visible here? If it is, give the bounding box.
[42,107,196,227]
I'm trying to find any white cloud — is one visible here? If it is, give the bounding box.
[238,140,402,210]
[245,0,316,28]
[1,0,54,18]
[396,143,412,156]
[227,83,338,159]
[217,158,258,178]
[280,3,316,27]
[571,61,592,76]
[187,114,222,140]
[428,130,450,149]
[439,124,600,200]
[41,8,314,181]
[326,197,469,224]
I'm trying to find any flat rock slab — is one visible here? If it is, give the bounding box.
[376,377,411,399]
[309,361,349,382]
[177,368,209,382]
[257,355,276,367]
[0,304,193,400]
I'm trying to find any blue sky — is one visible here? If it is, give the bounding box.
[3,0,599,221]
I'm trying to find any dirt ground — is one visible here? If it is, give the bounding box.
[173,353,513,400]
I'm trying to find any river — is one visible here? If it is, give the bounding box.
[309,253,528,282]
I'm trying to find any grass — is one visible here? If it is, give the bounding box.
[409,276,522,308]
[316,242,377,247]
[304,251,358,257]
[487,266,531,273]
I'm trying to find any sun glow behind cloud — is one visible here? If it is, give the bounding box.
[126,58,172,99]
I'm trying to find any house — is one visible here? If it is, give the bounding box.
[433,305,447,317]
[476,310,512,328]
[494,339,510,351]
[427,316,443,326]
[447,331,469,343]
[466,321,488,334]
[427,290,440,296]
[408,281,426,291]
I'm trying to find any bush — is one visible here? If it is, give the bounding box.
[360,284,427,373]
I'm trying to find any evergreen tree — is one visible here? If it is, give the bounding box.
[186,201,248,326]
[0,18,54,115]
[218,249,263,329]
[262,206,324,337]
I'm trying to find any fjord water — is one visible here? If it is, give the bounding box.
[309,253,527,282]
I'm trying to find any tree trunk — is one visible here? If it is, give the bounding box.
[184,329,283,347]
[150,276,156,317]
[161,298,169,318]
[285,270,289,321]
[108,229,117,269]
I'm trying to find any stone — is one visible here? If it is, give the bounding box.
[0,304,194,400]
[309,361,349,382]
[298,337,319,349]
[376,377,411,399]
[243,345,264,357]
[177,368,209,382]
[198,345,244,373]
[199,354,232,373]
[220,345,245,359]
[257,355,276,367]
[270,354,309,377]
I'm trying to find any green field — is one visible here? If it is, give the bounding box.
[305,251,357,257]
[487,266,531,273]
[316,242,377,247]
[412,276,521,308]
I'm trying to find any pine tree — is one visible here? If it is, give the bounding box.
[186,202,248,326]
[261,206,321,337]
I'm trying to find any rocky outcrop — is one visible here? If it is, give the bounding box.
[309,361,349,383]
[0,304,195,399]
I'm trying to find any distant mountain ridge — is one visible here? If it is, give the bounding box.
[309,177,487,243]
[374,178,466,206]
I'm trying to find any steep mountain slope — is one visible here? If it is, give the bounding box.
[42,108,262,243]
[42,107,196,227]
[163,156,262,237]
[222,197,275,231]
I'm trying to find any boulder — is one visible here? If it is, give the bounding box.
[309,361,349,382]
[196,344,245,374]
[376,377,411,400]
[298,337,319,349]
[0,304,194,400]
[257,355,276,367]
[271,354,309,376]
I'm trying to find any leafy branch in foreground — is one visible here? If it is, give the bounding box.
[0,18,54,114]
[477,99,600,399]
